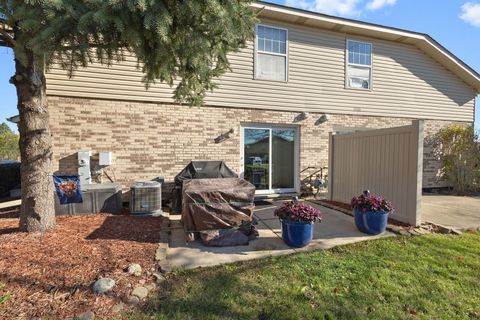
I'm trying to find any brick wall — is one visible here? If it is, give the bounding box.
[48,96,470,195]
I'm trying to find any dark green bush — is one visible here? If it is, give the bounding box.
[0,163,21,197]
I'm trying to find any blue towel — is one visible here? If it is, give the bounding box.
[53,175,83,204]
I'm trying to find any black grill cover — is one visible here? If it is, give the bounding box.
[172,161,237,213]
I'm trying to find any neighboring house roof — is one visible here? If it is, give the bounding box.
[253,1,480,92]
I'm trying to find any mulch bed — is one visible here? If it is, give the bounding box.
[0,206,163,319]
[316,199,352,212]
[313,199,410,227]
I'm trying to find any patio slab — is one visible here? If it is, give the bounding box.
[167,201,394,269]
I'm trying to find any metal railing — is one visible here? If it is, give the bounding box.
[300,166,328,198]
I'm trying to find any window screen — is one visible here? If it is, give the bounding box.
[256,25,288,81]
[346,40,372,89]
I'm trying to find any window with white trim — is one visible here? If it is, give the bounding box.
[346,40,372,89]
[255,25,288,81]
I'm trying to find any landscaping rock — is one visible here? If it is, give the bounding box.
[398,229,411,237]
[131,286,149,299]
[153,272,166,284]
[415,228,431,235]
[92,278,115,294]
[386,225,403,234]
[145,283,156,292]
[127,295,140,305]
[155,245,168,261]
[436,225,452,234]
[111,302,125,313]
[408,229,422,236]
[74,311,95,320]
[450,228,463,235]
[127,263,142,276]
[158,261,173,274]
[139,279,146,285]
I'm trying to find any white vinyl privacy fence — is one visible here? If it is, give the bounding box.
[328,120,424,225]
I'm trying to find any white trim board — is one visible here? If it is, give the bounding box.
[240,123,300,195]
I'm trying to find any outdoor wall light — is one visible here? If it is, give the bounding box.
[315,114,330,125]
[294,111,309,122]
[214,128,235,144]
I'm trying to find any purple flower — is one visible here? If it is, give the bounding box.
[274,201,322,223]
[351,192,395,214]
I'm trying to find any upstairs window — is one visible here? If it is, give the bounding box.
[255,25,288,81]
[346,40,372,90]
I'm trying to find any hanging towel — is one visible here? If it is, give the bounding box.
[53,175,83,204]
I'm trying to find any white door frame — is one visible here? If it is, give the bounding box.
[240,123,300,195]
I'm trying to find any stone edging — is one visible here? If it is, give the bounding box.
[155,212,173,274]
[307,199,473,237]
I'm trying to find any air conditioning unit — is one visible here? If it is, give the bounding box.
[130,180,162,216]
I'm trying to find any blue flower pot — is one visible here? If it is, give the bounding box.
[281,220,314,247]
[354,209,389,235]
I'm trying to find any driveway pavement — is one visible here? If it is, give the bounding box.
[167,201,394,269]
[421,194,480,230]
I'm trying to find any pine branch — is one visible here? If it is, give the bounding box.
[6,0,257,104]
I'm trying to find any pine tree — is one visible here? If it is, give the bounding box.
[0,0,256,232]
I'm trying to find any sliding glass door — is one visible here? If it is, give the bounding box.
[241,125,298,194]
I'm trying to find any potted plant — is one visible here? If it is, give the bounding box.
[274,200,322,247]
[351,190,395,235]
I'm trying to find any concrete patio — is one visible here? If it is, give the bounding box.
[422,194,480,230]
[167,201,394,269]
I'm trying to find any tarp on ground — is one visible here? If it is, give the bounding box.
[181,178,255,233]
[172,161,237,213]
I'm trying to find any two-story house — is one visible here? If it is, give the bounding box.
[45,1,480,196]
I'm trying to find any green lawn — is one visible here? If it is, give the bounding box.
[134,232,480,320]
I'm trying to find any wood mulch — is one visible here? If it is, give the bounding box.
[313,199,410,227]
[0,206,163,319]
[315,199,352,212]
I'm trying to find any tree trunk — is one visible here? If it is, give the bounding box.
[13,51,55,232]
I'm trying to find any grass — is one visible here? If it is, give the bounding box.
[0,283,11,305]
[133,232,480,320]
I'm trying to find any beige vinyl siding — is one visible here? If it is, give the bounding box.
[46,19,476,122]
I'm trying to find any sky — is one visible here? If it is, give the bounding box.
[0,1,479,133]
